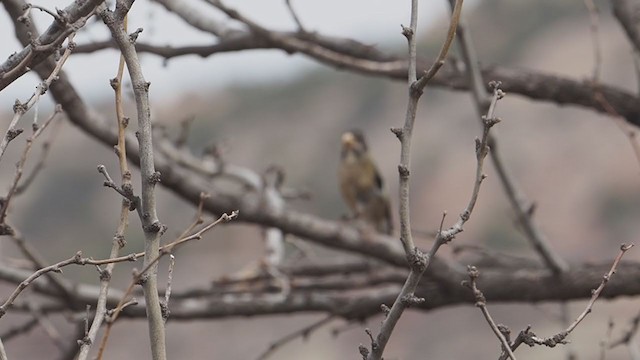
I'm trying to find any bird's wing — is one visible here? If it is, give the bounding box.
[373,162,384,191]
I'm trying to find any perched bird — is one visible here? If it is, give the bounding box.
[338,130,393,235]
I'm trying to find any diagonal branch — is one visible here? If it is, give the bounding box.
[448,0,568,275]
[0,0,104,91]
[611,0,640,54]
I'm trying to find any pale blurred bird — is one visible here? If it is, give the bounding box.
[338,130,393,235]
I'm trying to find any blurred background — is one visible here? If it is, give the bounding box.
[1,0,640,358]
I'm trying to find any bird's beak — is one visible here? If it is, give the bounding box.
[341,132,357,149]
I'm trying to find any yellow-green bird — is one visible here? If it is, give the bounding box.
[339,130,393,235]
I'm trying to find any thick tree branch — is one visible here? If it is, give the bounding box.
[0,0,104,91]
[117,0,640,126]
[1,258,640,320]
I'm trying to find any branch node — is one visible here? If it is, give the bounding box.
[400,294,426,307]
[144,221,163,233]
[364,328,378,351]
[358,344,369,359]
[407,248,427,272]
[497,324,511,342]
[390,127,403,140]
[77,336,91,346]
[98,267,111,281]
[380,304,390,316]
[6,128,24,142]
[482,115,501,128]
[460,209,470,222]
[488,80,502,91]
[160,301,170,321]
[121,183,134,197]
[221,210,239,222]
[109,77,119,90]
[148,171,162,184]
[129,28,143,43]
[409,81,424,97]
[0,223,14,236]
[401,24,413,39]
[398,164,410,178]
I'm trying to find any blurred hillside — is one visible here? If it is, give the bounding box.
[2,0,640,359]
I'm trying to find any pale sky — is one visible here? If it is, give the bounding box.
[0,0,455,108]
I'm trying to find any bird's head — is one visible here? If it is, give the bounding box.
[341,130,368,158]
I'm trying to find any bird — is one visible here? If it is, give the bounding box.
[338,130,393,235]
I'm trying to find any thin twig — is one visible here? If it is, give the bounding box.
[0,318,38,342]
[256,315,334,360]
[464,266,516,360]
[0,252,84,317]
[0,210,234,321]
[448,0,568,275]
[284,0,306,33]
[584,0,602,82]
[0,108,62,224]
[611,0,640,54]
[567,245,633,334]
[609,309,640,349]
[417,0,463,86]
[0,35,74,162]
[593,91,640,169]
[95,211,238,359]
[15,117,63,195]
[599,318,614,360]
[27,301,66,351]
[499,244,633,358]
[8,227,76,307]
[0,337,6,360]
[161,254,175,322]
[77,15,132,359]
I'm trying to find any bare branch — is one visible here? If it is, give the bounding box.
[464,266,516,360]
[77,15,134,359]
[0,252,84,317]
[364,2,465,359]
[0,36,72,163]
[101,0,640,126]
[0,318,38,342]
[610,310,640,349]
[0,0,104,90]
[256,315,334,360]
[98,2,168,358]
[611,0,640,54]
[0,337,6,360]
[448,0,568,275]
[499,244,634,359]
[584,0,603,82]
[0,108,62,224]
[161,254,175,323]
[95,211,238,359]
[284,0,306,33]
